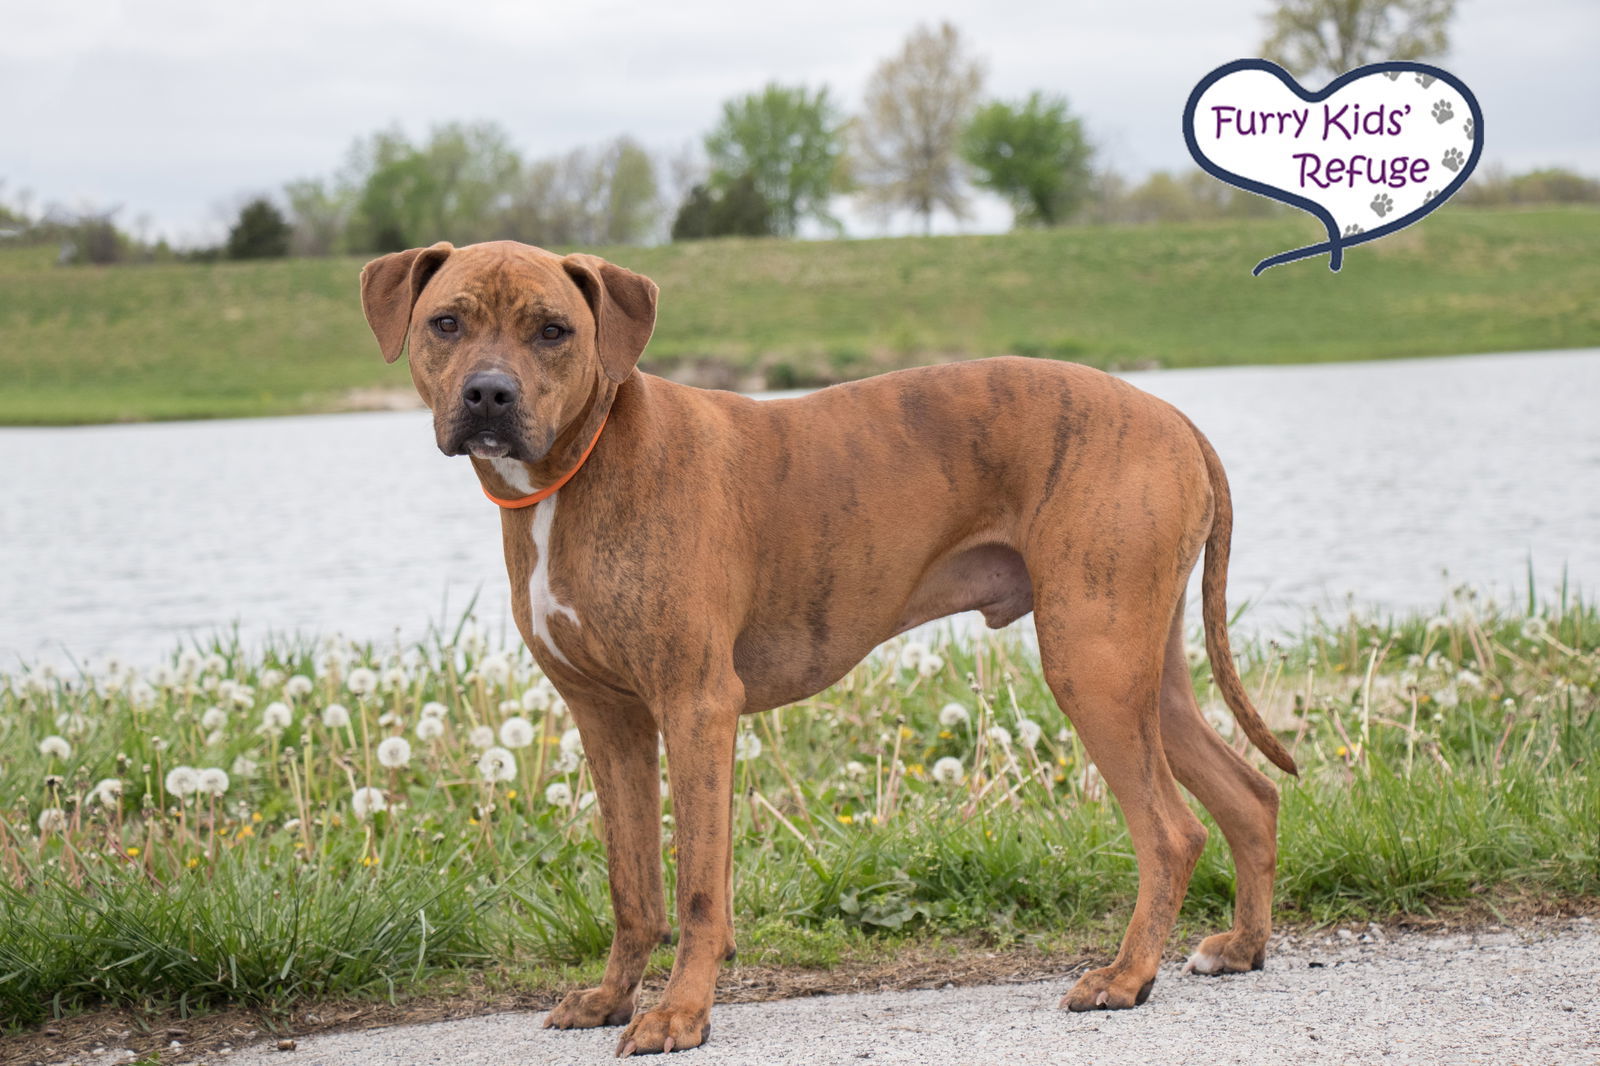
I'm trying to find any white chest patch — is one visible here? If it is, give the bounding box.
[528,492,581,667]
[487,456,537,495]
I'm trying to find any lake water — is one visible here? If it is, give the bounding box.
[3,348,1597,668]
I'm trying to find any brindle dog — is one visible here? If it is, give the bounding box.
[359,240,1297,1056]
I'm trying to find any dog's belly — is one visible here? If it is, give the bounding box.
[733,542,1033,712]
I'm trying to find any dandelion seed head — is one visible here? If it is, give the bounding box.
[468,725,496,749]
[1521,616,1549,642]
[258,668,285,690]
[931,756,965,786]
[320,703,351,729]
[845,760,869,780]
[916,653,944,677]
[197,768,230,796]
[938,702,970,728]
[376,736,412,769]
[898,641,930,670]
[377,711,403,728]
[351,786,388,820]
[416,716,445,741]
[1016,718,1042,748]
[381,666,409,691]
[346,667,378,696]
[257,702,291,733]
[127,680,158,708]
[55,711,90,738]
[203,653,228,675]
[986,725,1013,748]
[478,654,512,687]
[499,716,535,749]
[735,732,762,761]
[91,778,123,806]
[38,735,71,760]
[37,807,68,834]
[578,791,596,811]
[165,766,200,796]
[284,675,314,699]
[230,755,259,777]
[148,663,178,688]
[477,746,517,782]
[559,727,584,757]
[521,683,553,712]
[421,701,448,720]
[201,707,228,731]
[544,781,572,806]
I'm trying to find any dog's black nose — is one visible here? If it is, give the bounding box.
[461,371,519,417]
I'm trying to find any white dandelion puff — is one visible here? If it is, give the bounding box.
[37,807,68,834]
[499,716,535,749]
[916,652,944,677]
[284,675,314,699]
[127,680,158,707]
[258,667,284,690]
[468,725,496,749]
[735,732,762,761]
[421,701,448,719]
[578,791,596,811]
[1016,718,1042,749]
[478,654,512,687]
[898,640,930,670]
[986,725,1013,748]
[346,667,378,696]
[559,728,584,757]
[931,756,965,786]
[477,746,517,782]
[230,755,259,777]
[201,706,229,731]
[544,781,572,806]
[1521,616,1549,642]
[416,716,445,741]
[351,786,388,820]
[54,712,90,738]
[845,760,869,780]
[381,666,408,691]
[197,768,230,796]
[521,684,553,712]
[321,703,351,729]
[91,778,124,807]
[38,735,72,760]
[377,736,412,769]
[938,702,970,728]
[261,702,293,732]
[165,766,200,796]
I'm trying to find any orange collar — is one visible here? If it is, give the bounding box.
[480,413,609,509]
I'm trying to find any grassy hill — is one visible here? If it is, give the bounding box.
[2,206,1597,424]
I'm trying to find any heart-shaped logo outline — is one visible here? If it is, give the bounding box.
[1182,59,1484,275]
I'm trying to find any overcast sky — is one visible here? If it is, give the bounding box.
[4,0,1596,244]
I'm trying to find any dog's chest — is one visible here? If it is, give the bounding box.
[523,494,581,667]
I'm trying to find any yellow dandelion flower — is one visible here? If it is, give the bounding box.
[186,856,200,868]
[506,790,518,800]
[908,763,925,777]
[361,854,380,867]
[837,814,854,825]
[898,726,914,739]
[1335,746,1349,757]
[125,846,141,858]
[939,730,953,739]
[236,825,255,840]
[251,812,263,823]
[1057,756,1069,767]
[468,817,479,826]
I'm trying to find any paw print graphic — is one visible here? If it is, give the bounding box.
[1441,147,1465,172]
[1371,193,1394,218]
[1383,71,1401,81]
[1415,73,1436,88]
[1424,190,1438,203]
[1463,117,1475,140]
[1431,99,1454,124]
[1343,223,1365,236]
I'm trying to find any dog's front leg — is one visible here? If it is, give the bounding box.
[545,698,667,1031]
[617,674,743,1056]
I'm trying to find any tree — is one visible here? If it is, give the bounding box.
[670,174,773,240]
[852,22,985,233]
[500,136,661,248]
[1262,0,1457,82]
[704,84,848,236]
[226,198,291,259]
[962,92,1094,227]
[348,123,521,251]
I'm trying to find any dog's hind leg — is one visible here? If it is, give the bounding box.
[544,698,669,1031]
[1158,594,1281,975]
[1035,587,1209,1012]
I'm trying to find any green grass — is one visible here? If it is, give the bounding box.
[3,205,1598,424]
[2,590,1597,1029]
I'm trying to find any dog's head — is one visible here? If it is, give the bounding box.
[359,241,657,463]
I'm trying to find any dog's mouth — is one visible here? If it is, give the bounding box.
[463,430,513,460]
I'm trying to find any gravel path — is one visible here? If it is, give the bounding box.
[211,921,1598,1065]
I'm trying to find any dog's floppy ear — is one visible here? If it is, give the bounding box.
[359,242,454,364]
[561,254,659,384]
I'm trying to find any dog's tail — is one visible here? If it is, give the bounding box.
[1191,422,1299,776]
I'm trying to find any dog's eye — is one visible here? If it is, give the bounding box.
[433,316,459,334]
[541,324,565,341]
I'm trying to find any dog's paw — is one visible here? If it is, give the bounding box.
[616,1005,710,1056]
[1181,930,1267,976]
[1059,964,1156,1012]
[544,986,636,1030]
